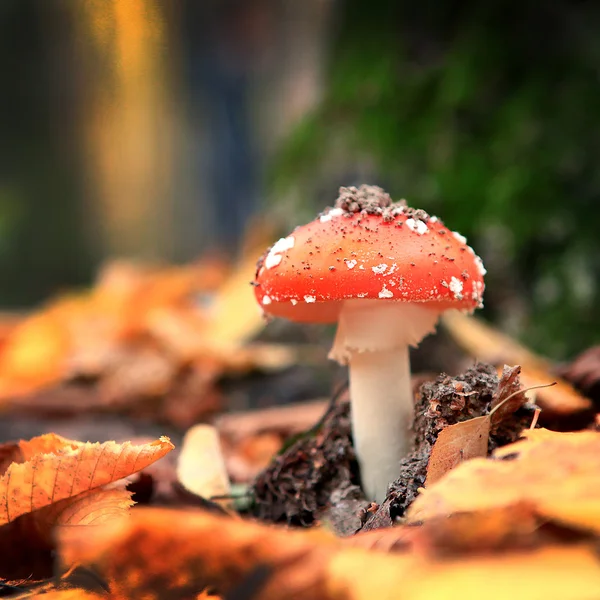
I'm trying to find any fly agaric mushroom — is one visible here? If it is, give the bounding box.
[252,185,486,502]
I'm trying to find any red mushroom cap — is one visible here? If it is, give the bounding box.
[253,186,486,323]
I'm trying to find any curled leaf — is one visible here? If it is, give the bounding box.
[0,434,174,525]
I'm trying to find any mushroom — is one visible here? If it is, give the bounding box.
[252,185,486,502]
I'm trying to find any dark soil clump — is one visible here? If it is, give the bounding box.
[250,401,358,526]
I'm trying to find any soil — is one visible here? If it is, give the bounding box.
[251,362,537,533]
[251,399,359,527]
[331,184,431,223]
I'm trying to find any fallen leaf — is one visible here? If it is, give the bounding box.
[177,425,232,508]
[0,311,70,397]
[57,507,600,600]
[425,365,531,486]
[409,429,600,534]
[34,487,134,528]
[442,312,590,414]
[346,503,543,555]
[19,590,104,599]
[0,434,174,525]
[215,400,329,441]
[425,416,490,486]
[489,365,528,431]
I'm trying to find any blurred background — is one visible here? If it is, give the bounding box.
[1,0,599,360]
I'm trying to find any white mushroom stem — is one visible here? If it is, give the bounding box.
[329,300,440,503]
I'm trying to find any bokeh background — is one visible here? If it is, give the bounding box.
[1,0,599,360]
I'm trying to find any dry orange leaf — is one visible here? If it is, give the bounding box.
[57,507,600,600]
[409,429,600,533]
[0,433,173,525]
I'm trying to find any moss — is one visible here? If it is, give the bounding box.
[269,0,600,359]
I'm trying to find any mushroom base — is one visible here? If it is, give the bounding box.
[328,300,441,503]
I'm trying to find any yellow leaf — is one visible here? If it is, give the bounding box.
[35,487,134,527]
[408,429,600,533]
[177,425,232,507]
[0,434,173,525]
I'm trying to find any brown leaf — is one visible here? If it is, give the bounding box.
[425,364,539,486]
[442,312,591,414]
[0,433,173,525]
[490,365,527,431]
[425,416,490,486]
[409,429,600,534]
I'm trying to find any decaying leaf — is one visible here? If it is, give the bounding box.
[0,433,173,525]
[409,429,600,534]
[56,506,600,600]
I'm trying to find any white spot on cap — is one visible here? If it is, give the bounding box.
[357,292,368,298]
[372,263,388,274]
[406,218,429,235]
[345,259,357,269]
[319,207,344,223]
[475,256,487,276]
[449,276,464,299]
[430,216,438,223]
[265,236,295,269]
[452,231,467,245]
[262,295,272,305]
[290,299,298,306]
[304,295,316,303]
[379,285,394,299]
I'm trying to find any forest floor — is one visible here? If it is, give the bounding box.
[0,248,598,600]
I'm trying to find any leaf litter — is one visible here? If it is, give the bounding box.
[0,251,598,598]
